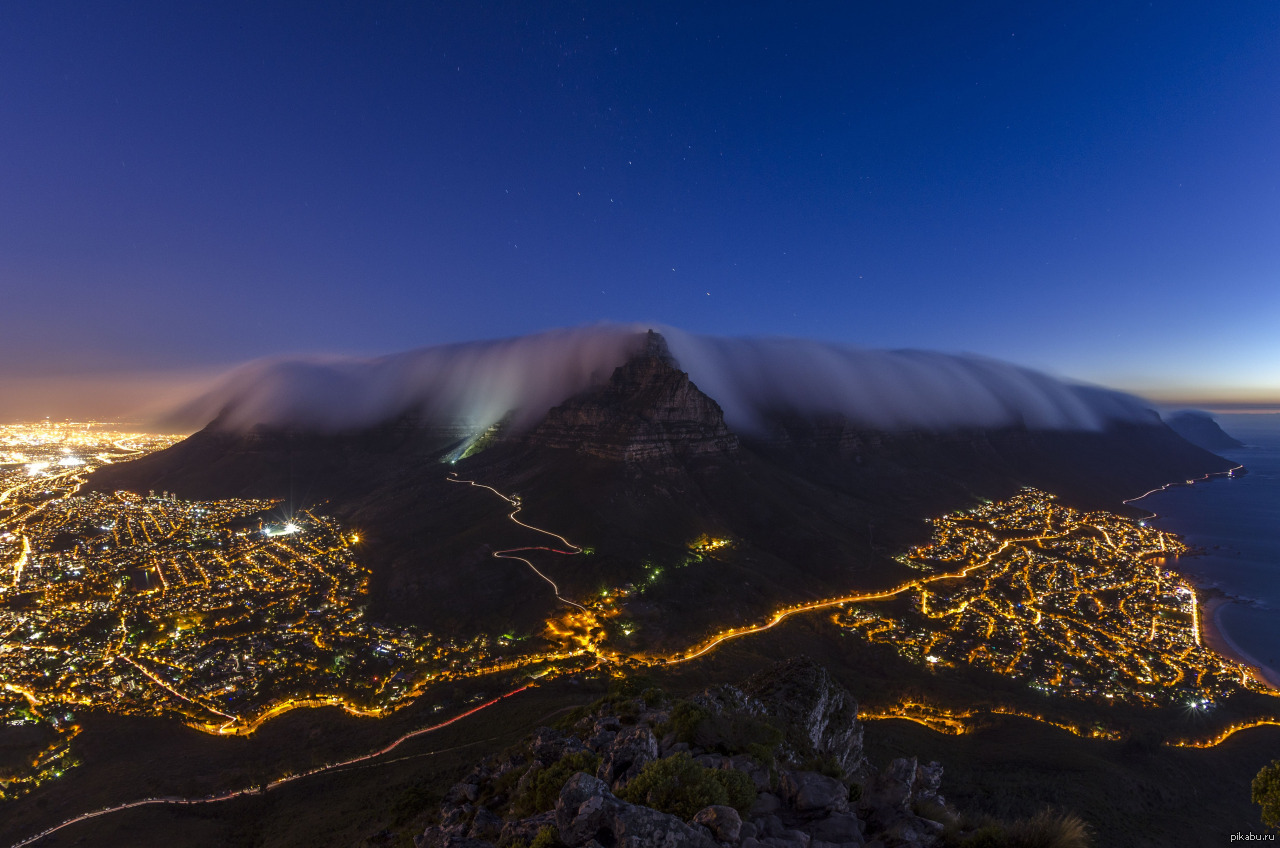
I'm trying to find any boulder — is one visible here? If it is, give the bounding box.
[911,762,944,808]
[858,758,951,846]
[755,814,785,837]
[587,730,618,752]
[596,724,659,790]
[859,758,916,814]
[780,771,849,814]
[692,805,743,843]
[446,781,480,804]
[809,812,864,844]
[555,771,717,848]
[749,793,783,818]
[531,726,587,765]
[499,811,556,846]
[439,803,473,832]
[467,808,503,841]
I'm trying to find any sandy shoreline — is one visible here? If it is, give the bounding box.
[1198,594,1280,692]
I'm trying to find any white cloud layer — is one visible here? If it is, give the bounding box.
[172,324,1156,434]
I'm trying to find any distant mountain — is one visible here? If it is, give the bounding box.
[1165,410,1245,451]
[89,331,1234,648]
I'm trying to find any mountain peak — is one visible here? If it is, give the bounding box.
[526,330,739,464]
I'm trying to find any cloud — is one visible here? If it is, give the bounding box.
[170,324,1156,435]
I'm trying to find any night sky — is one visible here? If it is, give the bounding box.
[1,2,1277,419]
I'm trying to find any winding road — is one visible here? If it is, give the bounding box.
[447,473,588,612]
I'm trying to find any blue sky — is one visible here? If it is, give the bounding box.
[1,1,1277,416]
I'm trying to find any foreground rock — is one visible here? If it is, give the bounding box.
[414,659,1027,848]
[556,772,717,847]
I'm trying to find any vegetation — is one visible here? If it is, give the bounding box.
[505,825,565,848]
[943,808,1090,848]
[659,699,784,767]
[1255,760,1280,831]
[512,751,601,816]
[618,752,755,819]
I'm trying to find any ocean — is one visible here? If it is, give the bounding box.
[1134,415,1280,683]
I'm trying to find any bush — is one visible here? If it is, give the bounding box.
[512,752,600,816]
[942,809,1088,848]
[504,825,564,848]
[1255,760,1280,831]
[958,825,1008,848]
[530,826,564,848]
[661,701,711,744]
[659,699,784,763]
[619,753,756,819]
[640,687,665,708]
[699,713,784,760]
[802,752,844,779]
[1005,809,1090,848]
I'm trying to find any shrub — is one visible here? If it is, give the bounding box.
[1005,809,1090,848]
[1255,760,1280,831]
[504,825,564,848]
[512,752,600,816]
[530,825,564,848]
[698,713,784,760]
[913,797,953,825]
[619,753,755,819]
[661,701,711,744]
[659,699,784,762]
[802,752,844,779]
[959,825,1008,848]
[640,687,665,708]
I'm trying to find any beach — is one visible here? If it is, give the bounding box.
[1199,593,1280,692]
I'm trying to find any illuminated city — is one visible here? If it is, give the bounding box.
[833,489,1267,706]
[1,424,597,801]
[3,424,1277,817]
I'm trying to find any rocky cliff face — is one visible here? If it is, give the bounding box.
[526,330,739,465]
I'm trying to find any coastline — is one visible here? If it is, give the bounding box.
[1198,593,1280,692]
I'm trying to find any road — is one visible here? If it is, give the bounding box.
[447,473,588,612]
[8,685,532,848]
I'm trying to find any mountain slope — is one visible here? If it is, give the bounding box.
[88,332,1234,649]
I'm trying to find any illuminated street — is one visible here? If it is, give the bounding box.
[3,427,1275,832]
[1,425,588,800]
[832,489,1267,706]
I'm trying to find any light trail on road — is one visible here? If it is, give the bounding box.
[1122,464,1245,519]
[115,655,237,721]
[1167,718,1280,748]
[8,685,533,848]
[664,536,1058,664]
[447,474,587,612]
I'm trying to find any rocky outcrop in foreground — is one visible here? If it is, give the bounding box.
[416,658,955,848]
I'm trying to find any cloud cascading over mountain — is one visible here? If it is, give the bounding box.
[173,324,1156,435]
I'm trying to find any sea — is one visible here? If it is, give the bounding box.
[1134,414,1280,682]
